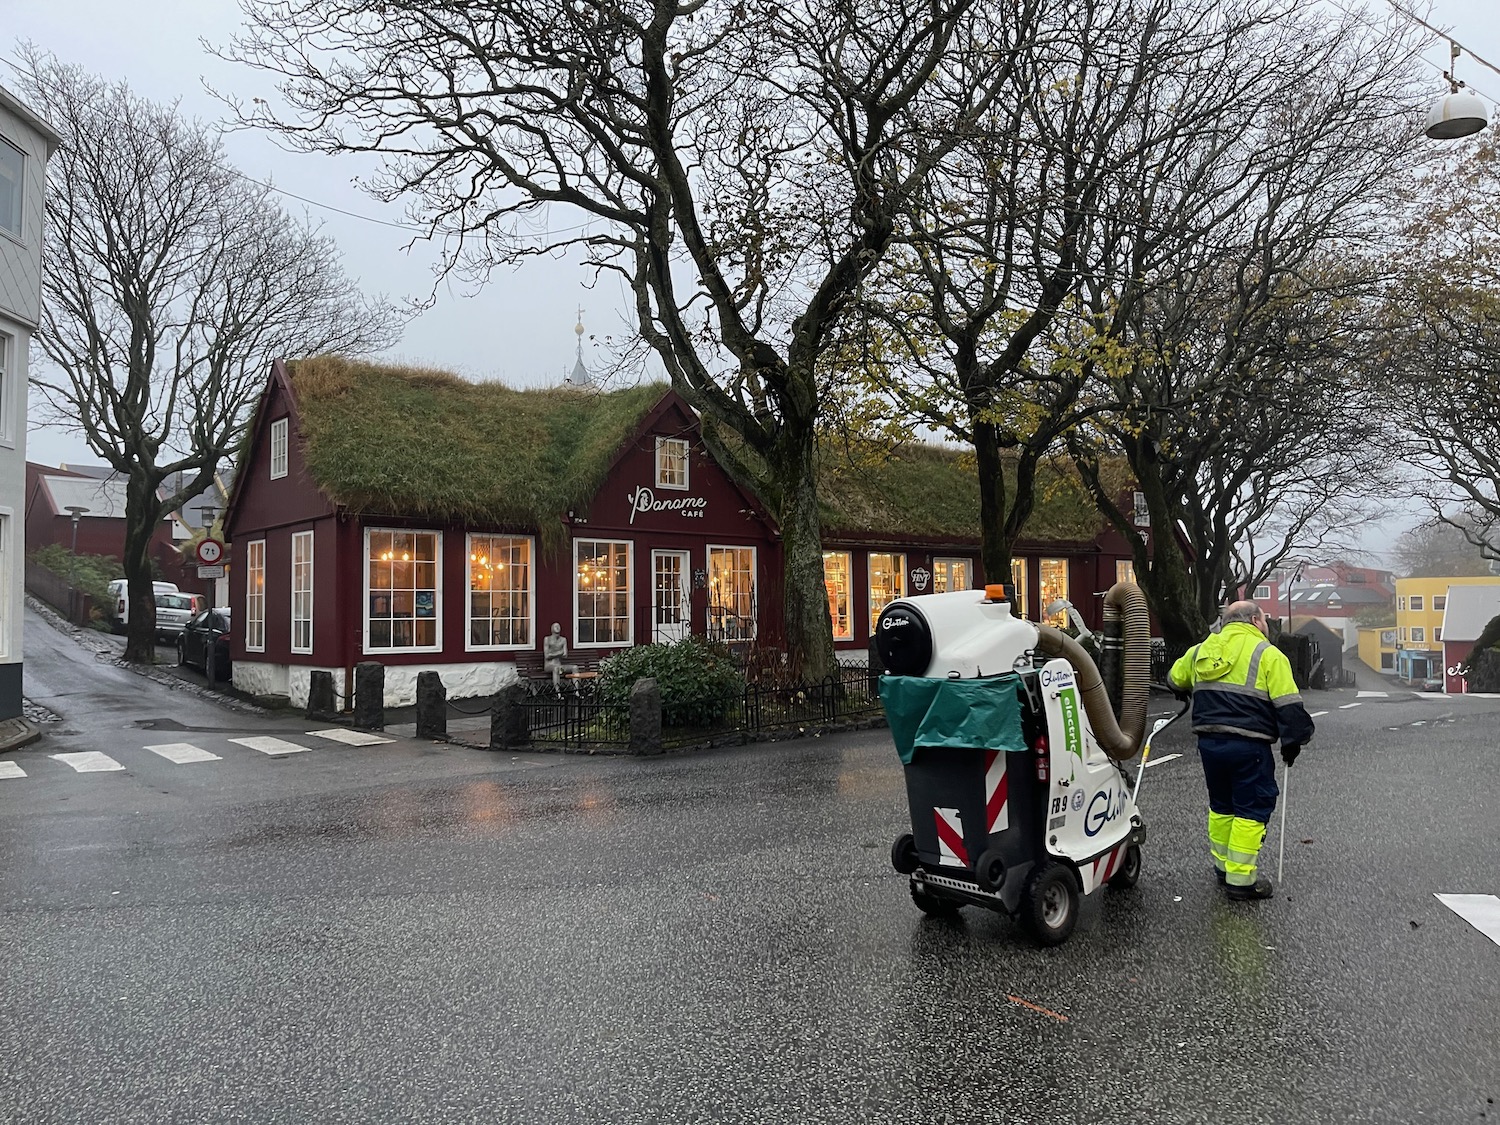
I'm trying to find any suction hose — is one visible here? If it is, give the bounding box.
[1034,581,1152,761]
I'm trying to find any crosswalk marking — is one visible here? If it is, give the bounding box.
[1356,690,1389,699]
[144,743,222,764]
[229,736,312,756]
[1310,710,1329,717]
[1142,753,1181,768]
[51,751,125,773]
[306,728,393,746]
[1435,894,1500,947]
[1339,703,1362,710]
[0,761,26,779]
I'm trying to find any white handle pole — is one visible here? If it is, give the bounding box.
[1277,764,1290,883]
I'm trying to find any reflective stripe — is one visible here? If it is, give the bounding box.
[1208,812,1232,872]
[1194,723,1275,742]
[1245,642,1268,688]
[1225,817,1267,886]
[1271,691,1303,706]
[1194,680,1270,699]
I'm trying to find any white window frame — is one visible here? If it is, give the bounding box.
[932,557,973,595]
[1411,626,1425,644]
[0,331,10,446]
[1010,558,1029,620]
[708,544,758,641]
[1434,595,1447,612]
[290,530,314,655]
[867,552,907,633]
[1409,594,1424,612]
[823,551,854,642]
[1253,584,1270,600]
[364,528,443,653]
[1039,557,1070,628]
[574,538,633,649]
[245,539,266,652]
[0,135,23,240]
[466,533,535,651]
[0,511,10,659]
[270,417,289,480]
[654,436,690,491]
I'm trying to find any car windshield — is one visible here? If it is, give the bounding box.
[158,595,195,611]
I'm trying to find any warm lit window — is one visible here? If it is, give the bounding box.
[291,530,313,653]
[1434,595,1447,611]
[1039,558,1070,628]
[270,417,288,480]
[576,539,631,646]
[0,136,22,238]
[469,534,533,648]
[933,558,972,594]
[1410,595,1424,612]
[366,529,440,650]
[868,552,907,632]
[823,551,852,641]
[1011,558,1029,619]
[709,545,756,641]
[1411,627,1425,644]
[245,539,266,651]
[655,437,690,490]
[1118,561,1139,586]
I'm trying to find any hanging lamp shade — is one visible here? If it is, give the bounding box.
[1425,88,1488,139]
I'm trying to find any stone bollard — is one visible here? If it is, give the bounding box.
[489,680,529,751]
[354,661,385,731]
[416,670,447,740]
[629,677,663,756]
[306,670,339,722]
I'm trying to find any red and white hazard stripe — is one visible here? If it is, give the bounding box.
[1082,844,1125,893]
[934,806,969,868]
[984,750,1009,835]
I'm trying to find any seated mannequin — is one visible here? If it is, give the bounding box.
[543,622,577,689]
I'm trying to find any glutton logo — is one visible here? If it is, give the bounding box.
[1084,785,1128,837]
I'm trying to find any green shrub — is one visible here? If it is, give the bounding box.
[597,636,746,728]
[29,545,122,608]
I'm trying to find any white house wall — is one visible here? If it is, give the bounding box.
[235,659,521,709]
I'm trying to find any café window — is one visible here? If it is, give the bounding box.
[1120,561,1140,587]
[655,437,690,490]
[270,418,288,480]
[576,539,631,646]
[245,539,265,651]
[290,530,313,654]
[366,529,440,651]
[1039,558,1070,628]
[469,534,533,649]
[868,552,907,633]
[823,551,853,641]
[933,558,972,594]
[709,545,756,641]
[1011,558,1029,619]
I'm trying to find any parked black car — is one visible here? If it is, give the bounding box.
[178,608,232,683]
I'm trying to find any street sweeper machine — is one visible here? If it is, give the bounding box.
[876,581,1182,946]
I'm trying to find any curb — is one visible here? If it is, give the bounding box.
[24,594,269,718]
[0,716,42,753]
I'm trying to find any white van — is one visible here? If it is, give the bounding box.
[109,580,197,640]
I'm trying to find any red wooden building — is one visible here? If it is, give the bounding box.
[225,358,1138,707]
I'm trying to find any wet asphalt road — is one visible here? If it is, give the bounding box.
[3,623,1499,1124]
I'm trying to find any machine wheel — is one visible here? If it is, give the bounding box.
[1107,843,1142,890]
[890,833,920,875]
[910,882,959,918]
[1022,862,1080,946]
[974,847,1007,893]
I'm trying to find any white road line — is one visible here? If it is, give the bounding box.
[1143,753,1181,768]
[229,736,312,756]
[144,742,222,764]
[1356,690,1389,699]
[306,728,393,746]
[0,761,26,779]
[1435,894,1500,947]
[1339,703,1362,710]
[1311,710,1329,717]
[51,752,125,773]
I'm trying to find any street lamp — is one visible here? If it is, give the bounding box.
[63,505,89,622]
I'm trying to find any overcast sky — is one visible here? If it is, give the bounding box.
[5,0,1496,559]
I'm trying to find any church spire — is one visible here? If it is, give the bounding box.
[566,306,591,387]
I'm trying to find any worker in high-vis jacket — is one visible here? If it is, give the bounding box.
[1169,600,1315,901]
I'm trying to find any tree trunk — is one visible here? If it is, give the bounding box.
[121,477,163,664]
[1130,465,1208,652]
[770,434,835,683]
[973,418,1016,590]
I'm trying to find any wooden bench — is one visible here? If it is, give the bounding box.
[511,650,605,686]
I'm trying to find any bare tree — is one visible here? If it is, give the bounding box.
[19,47,399,662]
[220,0,1039,678]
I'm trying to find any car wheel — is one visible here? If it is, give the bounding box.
[176,638,187,667]
[1022,861,1080,946]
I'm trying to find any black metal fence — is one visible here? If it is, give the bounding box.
[516,662,882,750]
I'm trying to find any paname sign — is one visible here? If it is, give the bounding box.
[627,485,707,525]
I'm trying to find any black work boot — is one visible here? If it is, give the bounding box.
[1226,877,1275,901]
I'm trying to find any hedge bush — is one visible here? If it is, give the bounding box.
[597,636,746,728]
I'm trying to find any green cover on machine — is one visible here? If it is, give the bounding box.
[879,675,1027,764]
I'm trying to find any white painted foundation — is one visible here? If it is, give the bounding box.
[233,659,521,708]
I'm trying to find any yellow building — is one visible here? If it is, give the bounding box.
[1393,576,1500,685]
[1357,625,1397,675]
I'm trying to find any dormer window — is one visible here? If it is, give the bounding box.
[655,436,689,490]
[270,417,288,479]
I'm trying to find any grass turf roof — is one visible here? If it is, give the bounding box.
[285,356,669,549]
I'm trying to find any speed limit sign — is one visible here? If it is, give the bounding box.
[196,538,225,566]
